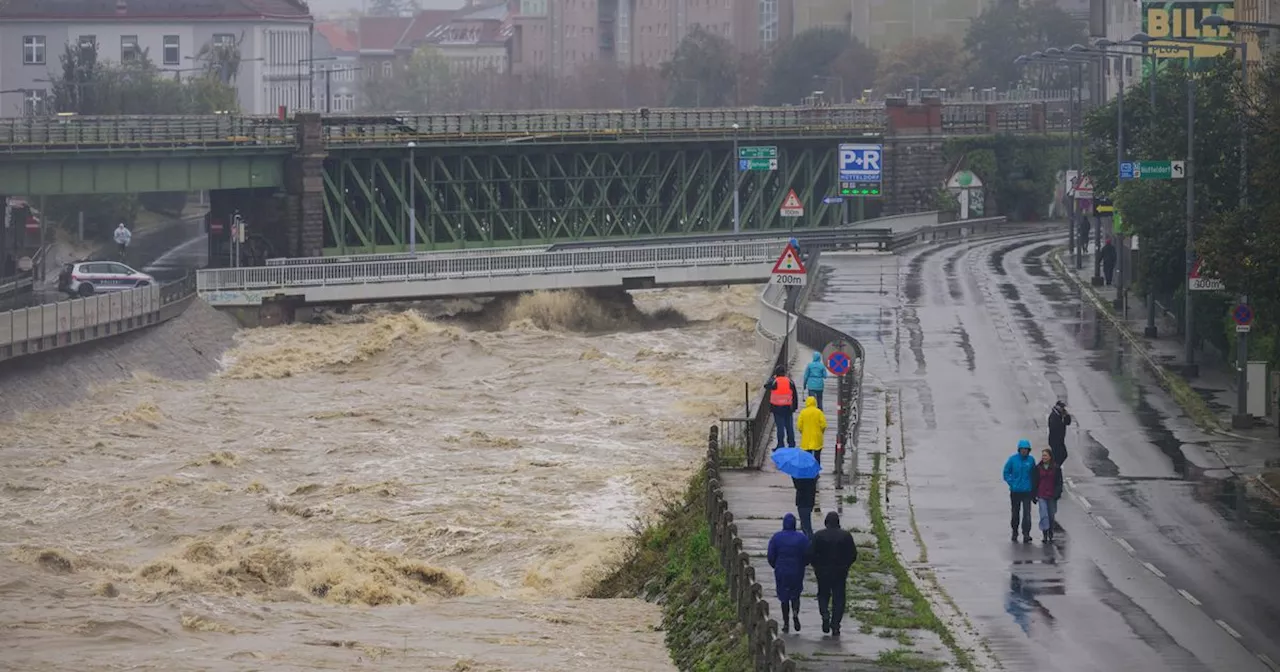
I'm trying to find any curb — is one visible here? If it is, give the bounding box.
[1048,249,1226,433]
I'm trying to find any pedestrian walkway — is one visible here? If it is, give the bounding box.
[719,345,898,671]
[1057,251,1280,493]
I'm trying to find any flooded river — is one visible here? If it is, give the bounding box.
[0,286,767,671]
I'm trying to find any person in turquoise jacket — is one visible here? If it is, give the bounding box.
[803,352,828,409]
[1003,439,1037,543]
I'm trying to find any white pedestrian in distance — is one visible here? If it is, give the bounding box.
[114,223,132,260]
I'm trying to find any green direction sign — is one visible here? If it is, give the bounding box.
[739,146,778,159]
[1136,160,1184,180]
[740,158,778,171]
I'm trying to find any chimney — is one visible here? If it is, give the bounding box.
[115,0,127,15]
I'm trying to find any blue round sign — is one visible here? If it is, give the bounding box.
[826,352,852,376]
[1233,304,1253,326]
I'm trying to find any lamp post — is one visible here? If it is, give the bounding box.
[1019,51,1082,267]
[732,123,741,234]
[297,56,337,111]
[407,141,417,253]
[812,75,844,103]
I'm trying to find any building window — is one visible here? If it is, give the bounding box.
[121,35,139,62]
[23,89,46,115]
[163,35,180,65]
[382,60,392,78]
[78,35,96,51]
[22,36,46,65]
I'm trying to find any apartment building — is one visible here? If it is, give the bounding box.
[314,22,361,112]
[851,0,988,51]
[0,0,314,117]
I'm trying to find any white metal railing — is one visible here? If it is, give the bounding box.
[199,238,793,292]
[265,244,552,266]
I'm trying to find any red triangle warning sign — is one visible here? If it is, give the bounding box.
[782,189,802,210]
[772,243,807,274]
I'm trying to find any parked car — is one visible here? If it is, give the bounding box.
[57,260,155,298]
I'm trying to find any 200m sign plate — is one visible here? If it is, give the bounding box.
[771,274,807,286]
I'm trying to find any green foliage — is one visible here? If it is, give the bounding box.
[661,27,737,107]
[875,35,967,93]
[763,28,876,105]
[943,135,1067,220]
[364,47,456,112]
[963,0,1087,89]
[590,473,749,672]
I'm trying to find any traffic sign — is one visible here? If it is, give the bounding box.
[770,243,807,286]
[739,158,778,171]
[821,340,856,377]
[1233,303,1253,326]
[1119,162,1135,180]
[739,146,778,159]
[1189,257,1225,291]
[838,143,882,197]
[1171,161,1185,179]
[822,196,844,205]
[780,189,804,217]
[1066,171,1094,199]
[1120,160,1182,180]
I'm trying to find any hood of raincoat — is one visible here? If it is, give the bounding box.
[804,396,817,409]
[812,352,821,363]
[783,513,797,531]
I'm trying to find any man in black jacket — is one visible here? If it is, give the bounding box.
[1047,401,1072,467]
[792,476,817,538]
[806,511,857,636]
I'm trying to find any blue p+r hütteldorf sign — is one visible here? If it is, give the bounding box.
[838,143,882,197]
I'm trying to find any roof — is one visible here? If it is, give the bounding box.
[421,2,511,47]
[316,20,357,52]
[357,15,409,52]
[0,0,312,20]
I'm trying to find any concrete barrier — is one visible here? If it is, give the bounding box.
[0,274,196,364]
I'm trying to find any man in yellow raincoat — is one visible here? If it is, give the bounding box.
[796,396,827,469]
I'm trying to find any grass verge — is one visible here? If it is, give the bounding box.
[849,453,974,671]
[591,472,750,672]
[1048,250,1221,431]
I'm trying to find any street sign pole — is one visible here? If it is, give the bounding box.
[732,129,740,234]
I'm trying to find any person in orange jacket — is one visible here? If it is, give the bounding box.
[765,365,799,449]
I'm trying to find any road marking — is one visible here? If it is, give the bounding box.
[1178,589,1202,606]
[1094,515,1112,529]
[1076,495,1092,511]
[1116,537,1135,554]
[1215,620,1242,639]
[1066,477,1076,488]
[1142,562,1166,578]
[1258,654,1278,671]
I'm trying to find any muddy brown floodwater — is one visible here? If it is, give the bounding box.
[0,286,767,671]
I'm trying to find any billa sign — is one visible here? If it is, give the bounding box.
[1142,1,1235,61]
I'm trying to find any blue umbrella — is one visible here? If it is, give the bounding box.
[771,447,821,479]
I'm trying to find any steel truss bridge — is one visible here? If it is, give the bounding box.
[0,99,1070,255]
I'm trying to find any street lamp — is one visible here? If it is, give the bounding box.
[407,141,417,253]
[812,75,844,104]
[1018,52,1086,269]
[1135,31,1252,424]
[732,123,741,235]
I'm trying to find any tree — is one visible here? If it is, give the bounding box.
[963,0,1086,89]
[661,26,737,107]
[762,28,876,106]
[875,35,967,93]
[368,0,418,17]
[1082,56,1243,352]
[364,47,455,112]
[1197,55,1280,363]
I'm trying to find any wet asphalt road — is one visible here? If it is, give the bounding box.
[805,233,1280,671]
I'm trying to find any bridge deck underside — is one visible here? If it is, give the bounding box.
[323,140,874,253]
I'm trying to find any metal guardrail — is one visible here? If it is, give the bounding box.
[0,273,197,363]
[321,106,889,145]
[887,216,1022,250]
[0,115,297,153]
[545,227,895,252]
[264,244,553,266]
[199,238,814,293]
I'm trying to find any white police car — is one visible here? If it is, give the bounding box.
[57,260,155,297]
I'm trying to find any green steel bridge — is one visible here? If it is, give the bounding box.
[0,99,1069,256]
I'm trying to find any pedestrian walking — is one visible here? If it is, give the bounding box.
[796,395,827,468]
[1031,449,1064,543]
[803,352,828,409]
[114,222,132,260]
[1099,238,1116,286]
[791,475,817,538]
[1047,401,1072,467]
[806,511,856,637]
[1004,439,1037,543]
[767,513,809,634]
[1077,216,1091,254]
[765,365,799,449]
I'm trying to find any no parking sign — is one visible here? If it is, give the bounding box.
[821,340,856,377]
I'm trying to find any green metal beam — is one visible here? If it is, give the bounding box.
[320,139,866,253]
[0,156,285,195]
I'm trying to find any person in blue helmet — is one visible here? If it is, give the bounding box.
[1003,439,1037,543]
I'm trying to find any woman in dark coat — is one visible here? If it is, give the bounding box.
[767,512,810,633]
[1031,448,1065,543]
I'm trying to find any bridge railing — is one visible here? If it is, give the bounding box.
[199,238,799,292]
[0,115,297,152]
[322,106,889,145]
[265,244,553,266]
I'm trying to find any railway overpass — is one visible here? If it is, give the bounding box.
[1,97,1069,260]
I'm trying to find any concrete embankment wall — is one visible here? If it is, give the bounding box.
[0,299,237,420]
